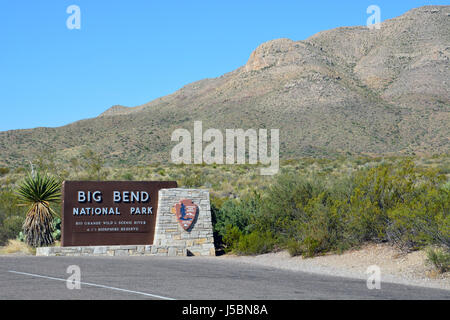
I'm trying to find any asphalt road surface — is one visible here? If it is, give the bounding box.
[0,256,448,300]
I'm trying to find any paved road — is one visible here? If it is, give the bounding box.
[0,256,448,300]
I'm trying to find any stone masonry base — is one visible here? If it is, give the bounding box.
[154,189,215,256]
[36,245,189,257]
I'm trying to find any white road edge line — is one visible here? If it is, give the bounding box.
[8,270,175,300]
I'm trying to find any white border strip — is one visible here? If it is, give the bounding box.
[8,270,175,300]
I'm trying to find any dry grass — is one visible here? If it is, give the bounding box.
[0,239,35,255]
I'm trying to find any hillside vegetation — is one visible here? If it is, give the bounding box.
[0,154,448,249]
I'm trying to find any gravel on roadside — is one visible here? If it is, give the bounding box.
[218,243,450,291]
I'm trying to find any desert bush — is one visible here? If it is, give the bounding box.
[236,231,275,255]
[426,247,450,273]
[343,159,448,251]
[80,149,108,180]
[255,172,355,253]
[211,158,449,257]
[222,225,242,253]
[0,189,25,246]
[213,193,261,240]
[52,217,61,241]
[286,239,303,257]
[254,172,326,242]
[122,172,134,181]
[301,193,351,256]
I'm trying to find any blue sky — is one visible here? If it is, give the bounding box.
[0,0,447,131]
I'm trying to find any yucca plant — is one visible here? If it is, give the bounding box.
[16,171,61,247]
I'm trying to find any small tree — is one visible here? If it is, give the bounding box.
[17,172,61,247]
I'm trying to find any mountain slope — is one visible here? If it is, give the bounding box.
[0,5,449,167]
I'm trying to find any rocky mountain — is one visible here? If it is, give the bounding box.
[1,5,449,167]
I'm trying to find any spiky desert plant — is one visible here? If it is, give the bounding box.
[17,172,61,247]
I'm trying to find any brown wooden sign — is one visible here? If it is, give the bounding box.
[61,181,177,247]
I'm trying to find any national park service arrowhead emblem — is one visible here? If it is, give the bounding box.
[172,199,199,231]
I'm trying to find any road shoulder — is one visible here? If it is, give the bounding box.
[218,243,450,291]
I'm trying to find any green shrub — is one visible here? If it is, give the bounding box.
[16,231,26,242]
[213,194,261,240]
[346,159,448,251]
[300,193,352,255]
[286,239,303,257]
[218,159,449,257]
[222,225,242,253]
[0,189,26,246]
[52,217,61,241]
[122,172,134,180]
[210,196,227,210]
[236,231,275,255]
[426,247,450,273]
[254,172,326,242]
[0,215,24,245]
[301,236,322,258]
